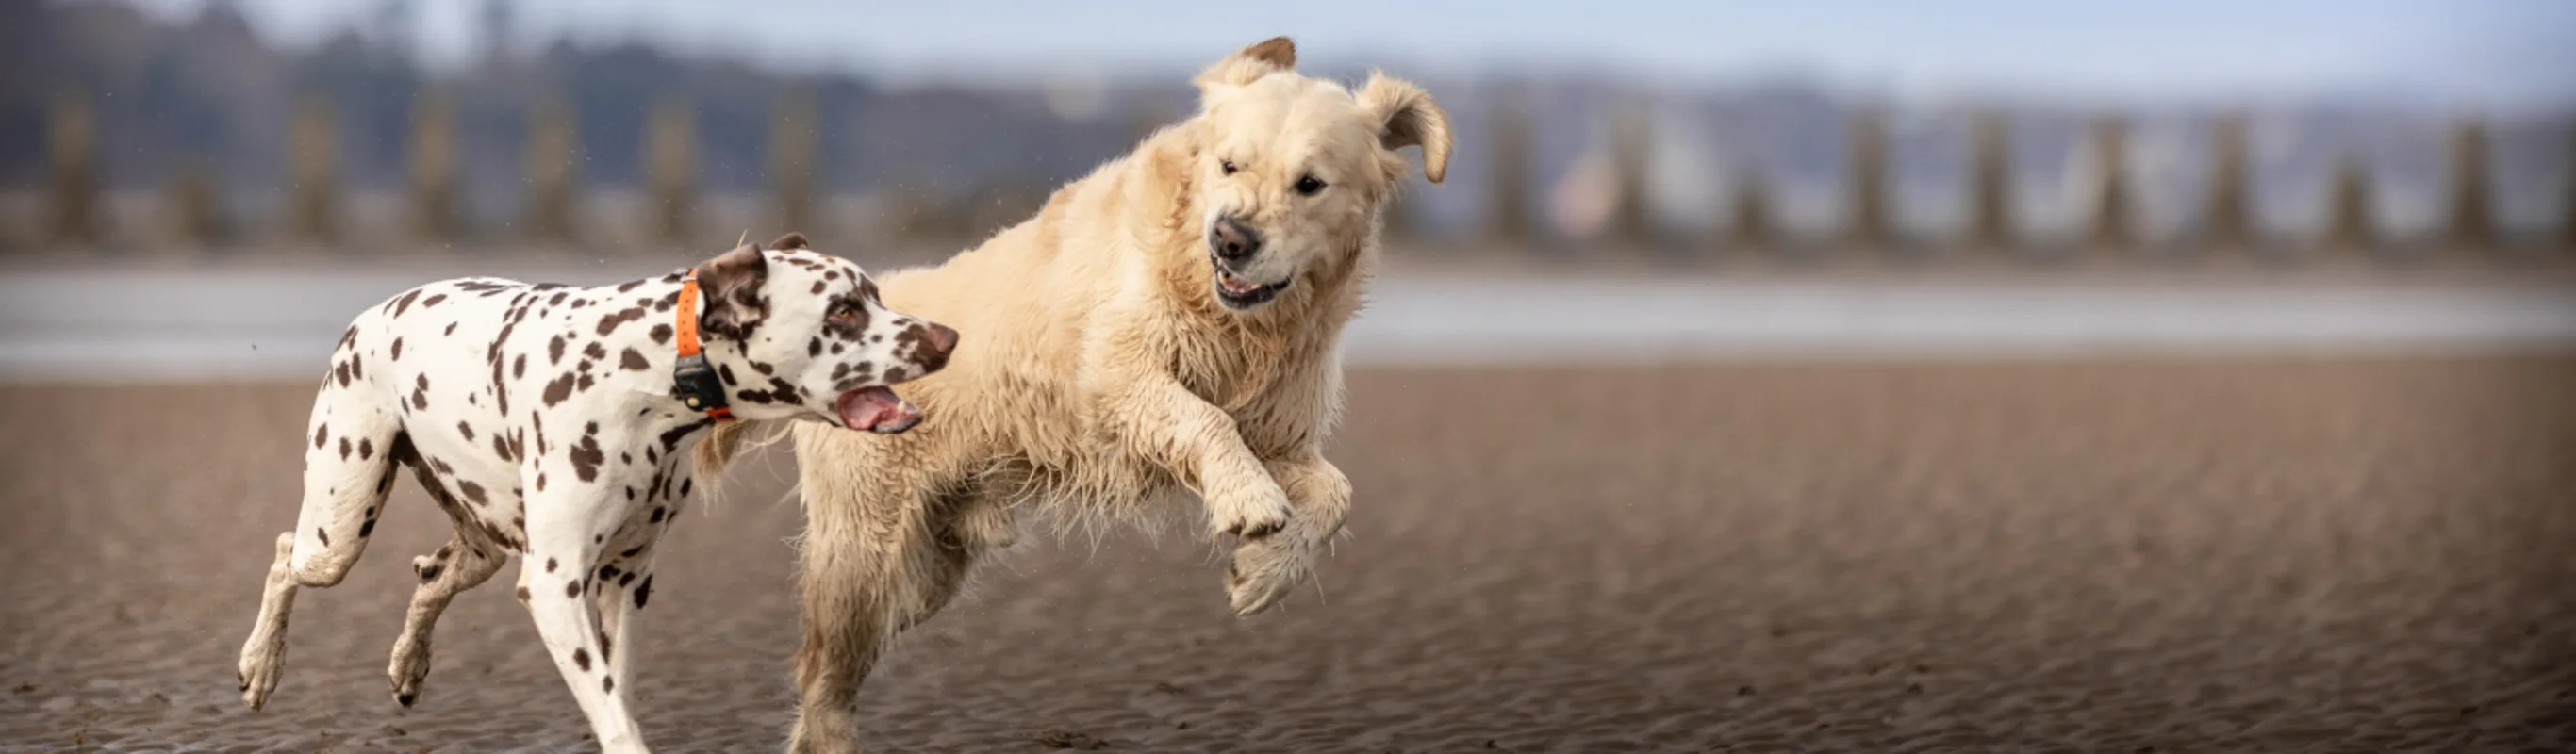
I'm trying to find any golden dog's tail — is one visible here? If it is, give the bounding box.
[694,419,759,479]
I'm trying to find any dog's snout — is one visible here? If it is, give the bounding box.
[1210,217,1263,262]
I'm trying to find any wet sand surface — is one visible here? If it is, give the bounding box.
[3,358,2572,752]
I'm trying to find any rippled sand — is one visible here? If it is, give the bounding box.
[4,358,2572,751]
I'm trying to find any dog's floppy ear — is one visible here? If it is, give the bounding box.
[695,243,769,340]
[1195,37,1296,91]
[1357,72,1453,184]
[768,232,810,251]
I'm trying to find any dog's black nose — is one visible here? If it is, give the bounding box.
[1211,217,1263,262]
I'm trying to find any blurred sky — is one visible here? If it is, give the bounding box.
[117,0,2576,107]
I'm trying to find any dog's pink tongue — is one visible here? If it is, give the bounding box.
[835,386,920,432]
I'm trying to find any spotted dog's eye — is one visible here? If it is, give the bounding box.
[1219,159,1238,176]
[1295,175,1327,196]
[827,303,859,323]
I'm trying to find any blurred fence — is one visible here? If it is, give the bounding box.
[12,87,2576,262]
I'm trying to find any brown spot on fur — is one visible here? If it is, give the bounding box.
[620,348,649,370]
[543,373,577,406]
[649,323,673,344]
[314,424,328,449]
[570,434,605,482]
[390,288,423,317]
[516,585,530,601]
[548,336,567,365]
[390,338,403,360]
[572,647,590,671]
[659,418,713,452]
[457,421,475,441]
[598,307,648,336]
[584,341,607,361]
[635,575,652,608]
[458,481,487,506]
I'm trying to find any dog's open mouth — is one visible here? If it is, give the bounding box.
[835,386,923,434]
[1211,257,1289,309]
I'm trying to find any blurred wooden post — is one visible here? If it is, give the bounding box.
[1968,109,2014,252]
[2204,112,2253,251]
[2088,113,2133,251]
[2566,119,2576,251]
[525,95,581,245]
[646,93,698,247]
[1727,166,1775,252]
[1844,106,1890,251]
[408,88,460,245]
[1606,96,1654,250]
[47,90,101,248]
[289,94,341,246]
[2445,117,2494,251]
[1483,94,1535,251]
[768,88,819,235]
[167,156,227,248]
[2323,150,2374,253]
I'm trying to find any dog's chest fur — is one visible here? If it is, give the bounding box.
[327,276,715,554]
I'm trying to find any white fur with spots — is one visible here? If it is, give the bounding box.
[233,234,956,752]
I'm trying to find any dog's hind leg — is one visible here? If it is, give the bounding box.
[387,529,508,707]
[784,430,983,753]
[238,384,406,710]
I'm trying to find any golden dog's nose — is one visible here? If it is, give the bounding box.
[1210,216,1263,262]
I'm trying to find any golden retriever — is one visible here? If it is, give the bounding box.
[701,36,1451,751]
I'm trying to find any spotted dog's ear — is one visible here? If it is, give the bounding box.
[768,232,810,251]
[695,243,768,341]
[1195,37,1296,91]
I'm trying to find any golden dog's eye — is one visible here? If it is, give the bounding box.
[828,304,856,322]
[1219,159,1238,176]
[1295,175,1327,196]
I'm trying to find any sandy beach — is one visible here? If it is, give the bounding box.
[3,358,2572,752]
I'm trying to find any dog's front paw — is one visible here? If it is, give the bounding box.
[1224,533,1315,615]
[388,634,432,708]
[1208,477,1293,540]
[237,640,284,710]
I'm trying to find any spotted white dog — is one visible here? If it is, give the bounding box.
[234,233,956,752]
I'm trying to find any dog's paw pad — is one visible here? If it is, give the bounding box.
[1223,537,1315,616]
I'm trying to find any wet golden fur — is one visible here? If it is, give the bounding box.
[699,37,1451,752]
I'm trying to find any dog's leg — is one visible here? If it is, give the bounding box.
[1228,453,1352,615]
[591,547,658,700]
[239,390,405,710]
[519,484,651,753]
[1096,375,1292,540]
[784,431,982,754]
[387,531,507,707]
